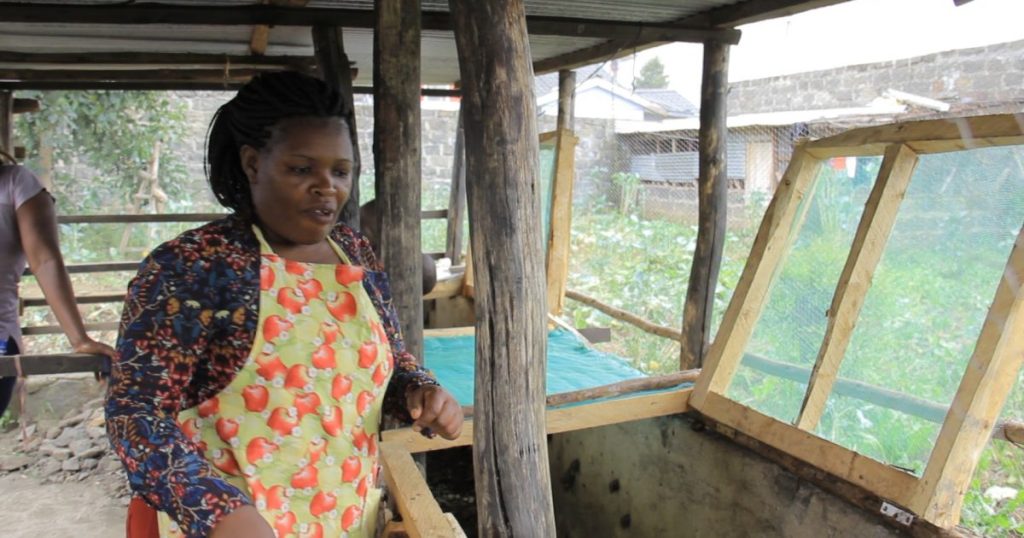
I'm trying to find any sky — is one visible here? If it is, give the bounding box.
[614,0,1024,104]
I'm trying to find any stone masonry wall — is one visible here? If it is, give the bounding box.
[728,39,1024,115]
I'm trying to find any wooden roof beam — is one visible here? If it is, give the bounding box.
[0,3,737,42]
[0,52,317,68]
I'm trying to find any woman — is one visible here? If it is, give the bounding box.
[0,154,114,419]
[106,72,463,538]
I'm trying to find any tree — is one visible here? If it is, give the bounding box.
[635,57,669,89]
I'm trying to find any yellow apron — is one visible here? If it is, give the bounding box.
[160,226,393,538]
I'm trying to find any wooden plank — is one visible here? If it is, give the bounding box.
[804,114,1024,158]
[12,98,39,114]
[379,443,454,538]
[796,144,919,430]
[382,387,692,454]
[421,209,447,220]
[21,291,125,308]
[57,213,225,224]
[0,353,108,377]
[576,327,611,343]
[690,149,823,410]
[449,0,555,531]
[910,220,1024,527]
[705,0,852,27]
[313,25,361,228]
[699,391,918,503]
[0,51,316,67]
[423,326,475,338]
[22,321,119,336]
[0,81,457,94]
[445,109,467,263]
[23,261,138,276]
[680,40,729,371]
[545,129,577,315]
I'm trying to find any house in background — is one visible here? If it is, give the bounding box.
[535,65,696,122]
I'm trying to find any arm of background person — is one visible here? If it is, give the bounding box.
[15,190,114,357]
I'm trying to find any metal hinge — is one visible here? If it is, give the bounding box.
[880,501,915,526]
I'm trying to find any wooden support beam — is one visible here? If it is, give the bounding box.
[796,144,919,430]
[556,70,576,132]
[382,386,693,454]
[23,261,138,276]
[910,220,1024,526]
[374,0,424,361]
[22,321,119,336]
[379,443,456,538]
[0,51,317,67]
[0,68,278,83]
[545,129,577,316]
[690,149,823,410]
[448,0,555,534]
[804,114,1024,158]
[312,26,361,228]
[445,109,466,263]
[703,0,853,27]
[680,40,729,370]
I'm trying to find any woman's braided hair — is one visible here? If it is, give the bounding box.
[206,70,350,219]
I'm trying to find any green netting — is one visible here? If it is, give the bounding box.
[819,145,1024,471]
[726,156,882,423]
[423,328,654,407]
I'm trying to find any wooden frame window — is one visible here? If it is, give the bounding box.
[690,114,1024,527]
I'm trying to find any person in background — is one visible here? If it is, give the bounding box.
[106,71,463,538]
[0,154,115,419]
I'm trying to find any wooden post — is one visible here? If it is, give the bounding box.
[448,0,557,535]
[556,69,575,132]
[373,0,424,361]
[910,221,1024,526]
[680,40,729,370]
[0,91,13,155]
[795,144,919,431]
[445,108,467,263]
[312,25,361,227]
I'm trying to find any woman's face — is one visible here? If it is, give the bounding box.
[241,116,353,247]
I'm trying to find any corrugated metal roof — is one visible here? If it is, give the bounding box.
[0,1,840,86]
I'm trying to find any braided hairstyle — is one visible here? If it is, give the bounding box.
[206,71,351,219]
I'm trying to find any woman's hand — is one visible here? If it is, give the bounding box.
[210,505,275,538]
[406,385,464,440]
[72,337,115,359]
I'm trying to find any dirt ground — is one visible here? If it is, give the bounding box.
[0,472,125,537]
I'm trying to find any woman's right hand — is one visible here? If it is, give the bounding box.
[210,505,275,538]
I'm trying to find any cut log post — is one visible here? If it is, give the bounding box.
[448,0,556,535]
[312,25,361,228]
[680,39,729,370]
[374,0,423,361]
[0,90,13,154]
[556,69,575,132]
[445,108,467,263]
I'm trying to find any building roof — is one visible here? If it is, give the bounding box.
[0,0,855,89]
[634,89,698,117]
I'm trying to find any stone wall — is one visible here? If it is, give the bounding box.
[728,39,1024,115]
[549,414,905,538]
[174,92,618,208]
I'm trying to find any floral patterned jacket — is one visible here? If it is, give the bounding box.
[105,215,436,536]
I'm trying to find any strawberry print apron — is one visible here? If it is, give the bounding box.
[158,226,393,538]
